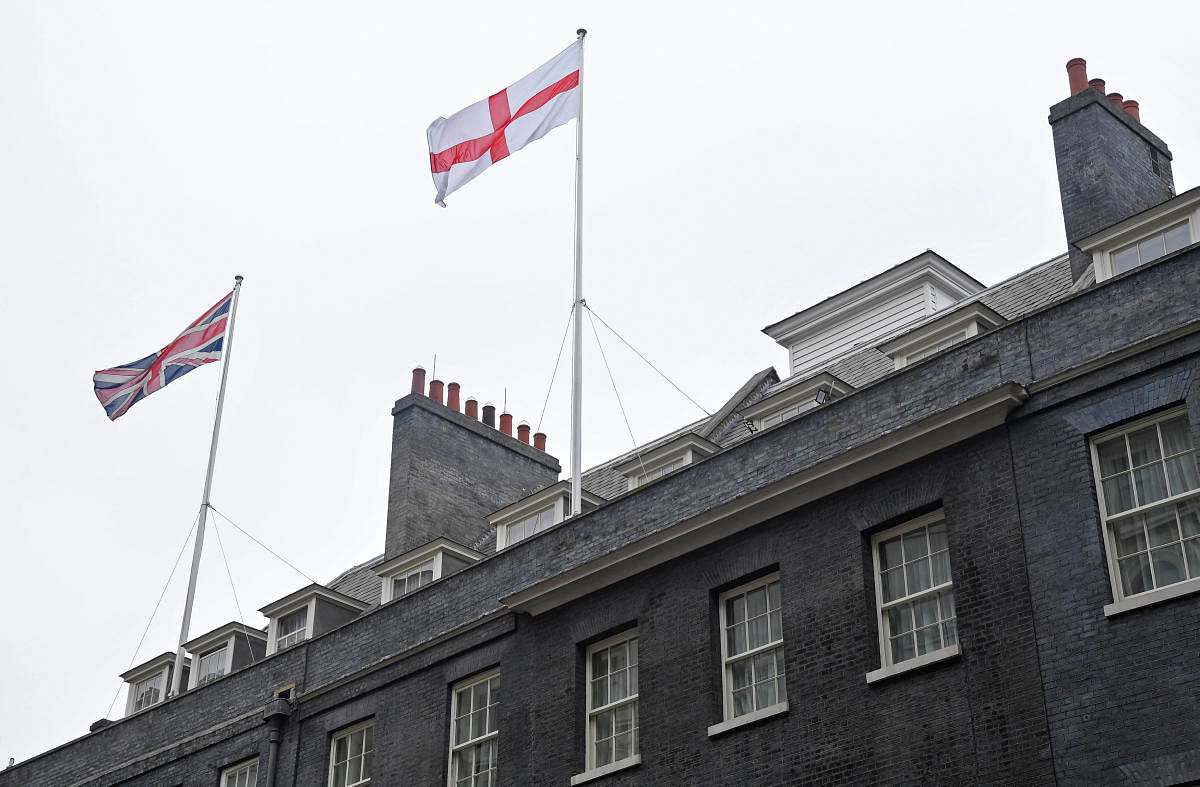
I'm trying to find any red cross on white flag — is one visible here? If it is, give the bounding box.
[427,40,582,206]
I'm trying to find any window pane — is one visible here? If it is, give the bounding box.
[890,633,916,664]
[931,551,951,585]
[731,657,752,689]
[1111,246,1140,274]
[746,587,767,618]
[755,681,776,709]
[610,642,627,672]
[471,709,486,739]
[455,713,470,743]
[1160,417,1195,455]
[1103,475,1136,513]
[1166,455,1200,495]
[747,616,769,650]
[596,708,612,739]
[939,590,956,621]
[881,567,905,603]
[1128,426,1162,466]
[1151,544,1187,586]
[927,522,948,552]
[915,624,942,656]
[1138,234,1166,264]
[1180,500,1200,538]
[594,738,612,767]
[1096,437,1130,476]
[879,536,904,570]
[610,670,628,702]
[591,649,607,678]
[1113,516,1147,557]
[591,676,608,707]
[728,623,747,656]
[613,703,635,734]
[1146,507,1180,547]
[768,610,782,642]
[1184,538,1200,578]
[613,731,633,762]
[906,558,932,594]
[753,650,776,680]
[1164,223,1190,253]
[732,688,754,717]
[332,762,347,786]
[1133,465,1169,506]
[887,604,913,635]
[628,639,638,666]
[767,581,781,612]
[942,618,958,647]
[913,595,939,628]
[1119,553,1153,596]
[903,528,929,559]
[727,596,745,625]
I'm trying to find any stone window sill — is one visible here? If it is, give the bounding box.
[706,701,789,738]
[1104,577,1200,617]
[570,755,641,785]
[865,643,960,684]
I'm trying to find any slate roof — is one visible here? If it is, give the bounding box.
[326,555,385,607]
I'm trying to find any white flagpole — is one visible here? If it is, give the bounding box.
[170,275,244,696]
[570,29,586,516]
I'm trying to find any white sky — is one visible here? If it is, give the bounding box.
[2,0,1198,765]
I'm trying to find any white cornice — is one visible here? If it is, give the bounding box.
[739,372,852,421]
[375,538,484,577]
[611,434,719,477]
[182,622,267,654]
[487,481,605,526]
[502,382,1027,616]
[119,652,185,683]
[258,584,369,617]
[877,302,1006,359]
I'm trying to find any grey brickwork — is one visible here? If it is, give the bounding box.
[384,393,560,557]
[1049,87,1175,280]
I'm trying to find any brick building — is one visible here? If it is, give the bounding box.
[4,58,1200,786]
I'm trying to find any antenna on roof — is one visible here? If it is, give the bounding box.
[431,354,438,381]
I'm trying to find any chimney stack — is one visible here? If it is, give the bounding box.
[500,413,513,436]
[411,366,426,395]
[447,382,461,412]
[429,379,444,405]
[517,422,531,444]
[534,432,547,452]
[482,404,496,428]
[465,397,478,419]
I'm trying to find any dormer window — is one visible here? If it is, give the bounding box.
[376,539,483,603]
[614,434,719,491]
[260,585,369,655]
[1079,187,1199,283]
[1109,221,1189,275]
[196,645,229,686]
[276,607,309,650]
[877,303,1005,370]
[489,481,604,550]
[119,652,185,717]
[740,373,851,433]
[132,673,163,711]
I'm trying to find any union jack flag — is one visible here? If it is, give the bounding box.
[93,290,233,421]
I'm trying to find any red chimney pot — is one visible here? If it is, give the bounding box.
[447,382,461,412]
[1088,77,1106,94]
[499,413,513,436]
[482,404,496,428]
[1107,92,1124,107]
[1066,58,1088,96]
[517,422,531,444]
[534,432,547,452]
[429,379,444,405]
[465,397,478,419]
[411,366,426,395]
[1122,99,1141,122]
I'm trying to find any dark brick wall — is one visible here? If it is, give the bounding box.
[5,250,1200,786]
[385,394,560,557]
[1049,88,1175,280]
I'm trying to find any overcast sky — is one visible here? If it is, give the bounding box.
[3,0,1199,765]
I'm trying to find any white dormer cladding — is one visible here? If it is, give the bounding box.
[489,480,605,551]
[613,434,720,491]
[259,585,369,656]
[120,652,186,716]
[376,538,483,603]
[877,302,1006,370]
[763,251,985,378]
[1077,185,1200,284]
[739,372,852,432]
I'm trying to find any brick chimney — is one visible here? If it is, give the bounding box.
[384,390,560,558]
[1049,58,1175,281]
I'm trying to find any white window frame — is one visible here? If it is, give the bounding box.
[392,558,436,598]
[271,602,313,653]
[716,575,787,724]
[580,630,640,778]
[131,671,165,713]
[1081,192,1200,283]
[328,719,374,787]
[867,510,959,683]
[1090,408,1200,616]
[739,373,850,433]
[221,758,259,787]
[447,670,500,787]
[195,642,230,686]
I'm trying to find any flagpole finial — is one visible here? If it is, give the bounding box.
[577,28,587,38]
[234,275,244,283]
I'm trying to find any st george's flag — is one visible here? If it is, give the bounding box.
[428,40,581,206]
[93,290,232,420]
